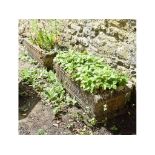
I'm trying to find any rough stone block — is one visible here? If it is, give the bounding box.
[117,48,129,60]
[71,24,81,32]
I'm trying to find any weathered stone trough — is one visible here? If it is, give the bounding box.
[54,63,131,122]
[23,38,57,69]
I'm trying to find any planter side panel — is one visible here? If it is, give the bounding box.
[94,93,129,121]
[23,39,56,69]
[54,63,95,115]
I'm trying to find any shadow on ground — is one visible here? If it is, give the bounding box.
[106,105,136,135]
[19,81,41,120]
[96,86,136,135]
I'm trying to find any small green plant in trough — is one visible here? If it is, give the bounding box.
[54,50,129,93]
[29,20,60,52]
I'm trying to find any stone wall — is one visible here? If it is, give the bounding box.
[60,19,136,85]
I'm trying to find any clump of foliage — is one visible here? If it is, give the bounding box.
[54,50,128,93]
[29,20,61,52]
[20,67,77,115]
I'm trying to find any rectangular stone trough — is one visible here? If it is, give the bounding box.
[54,63,131,122]
[23,38,57,69]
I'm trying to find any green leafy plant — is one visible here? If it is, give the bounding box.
[88,117,97,126]
[20,66,78,116]
[20,68,37,84]
[37,129,47,135]
[29,20,60,52]
[54,50,129,93]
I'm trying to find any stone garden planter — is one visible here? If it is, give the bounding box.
[23,38,57,69]
[54,63,131,122]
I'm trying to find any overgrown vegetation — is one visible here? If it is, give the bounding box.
[29,19,61,52]
[20,66,77,116]
[19,51,97,129]
[54,50,128,93]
